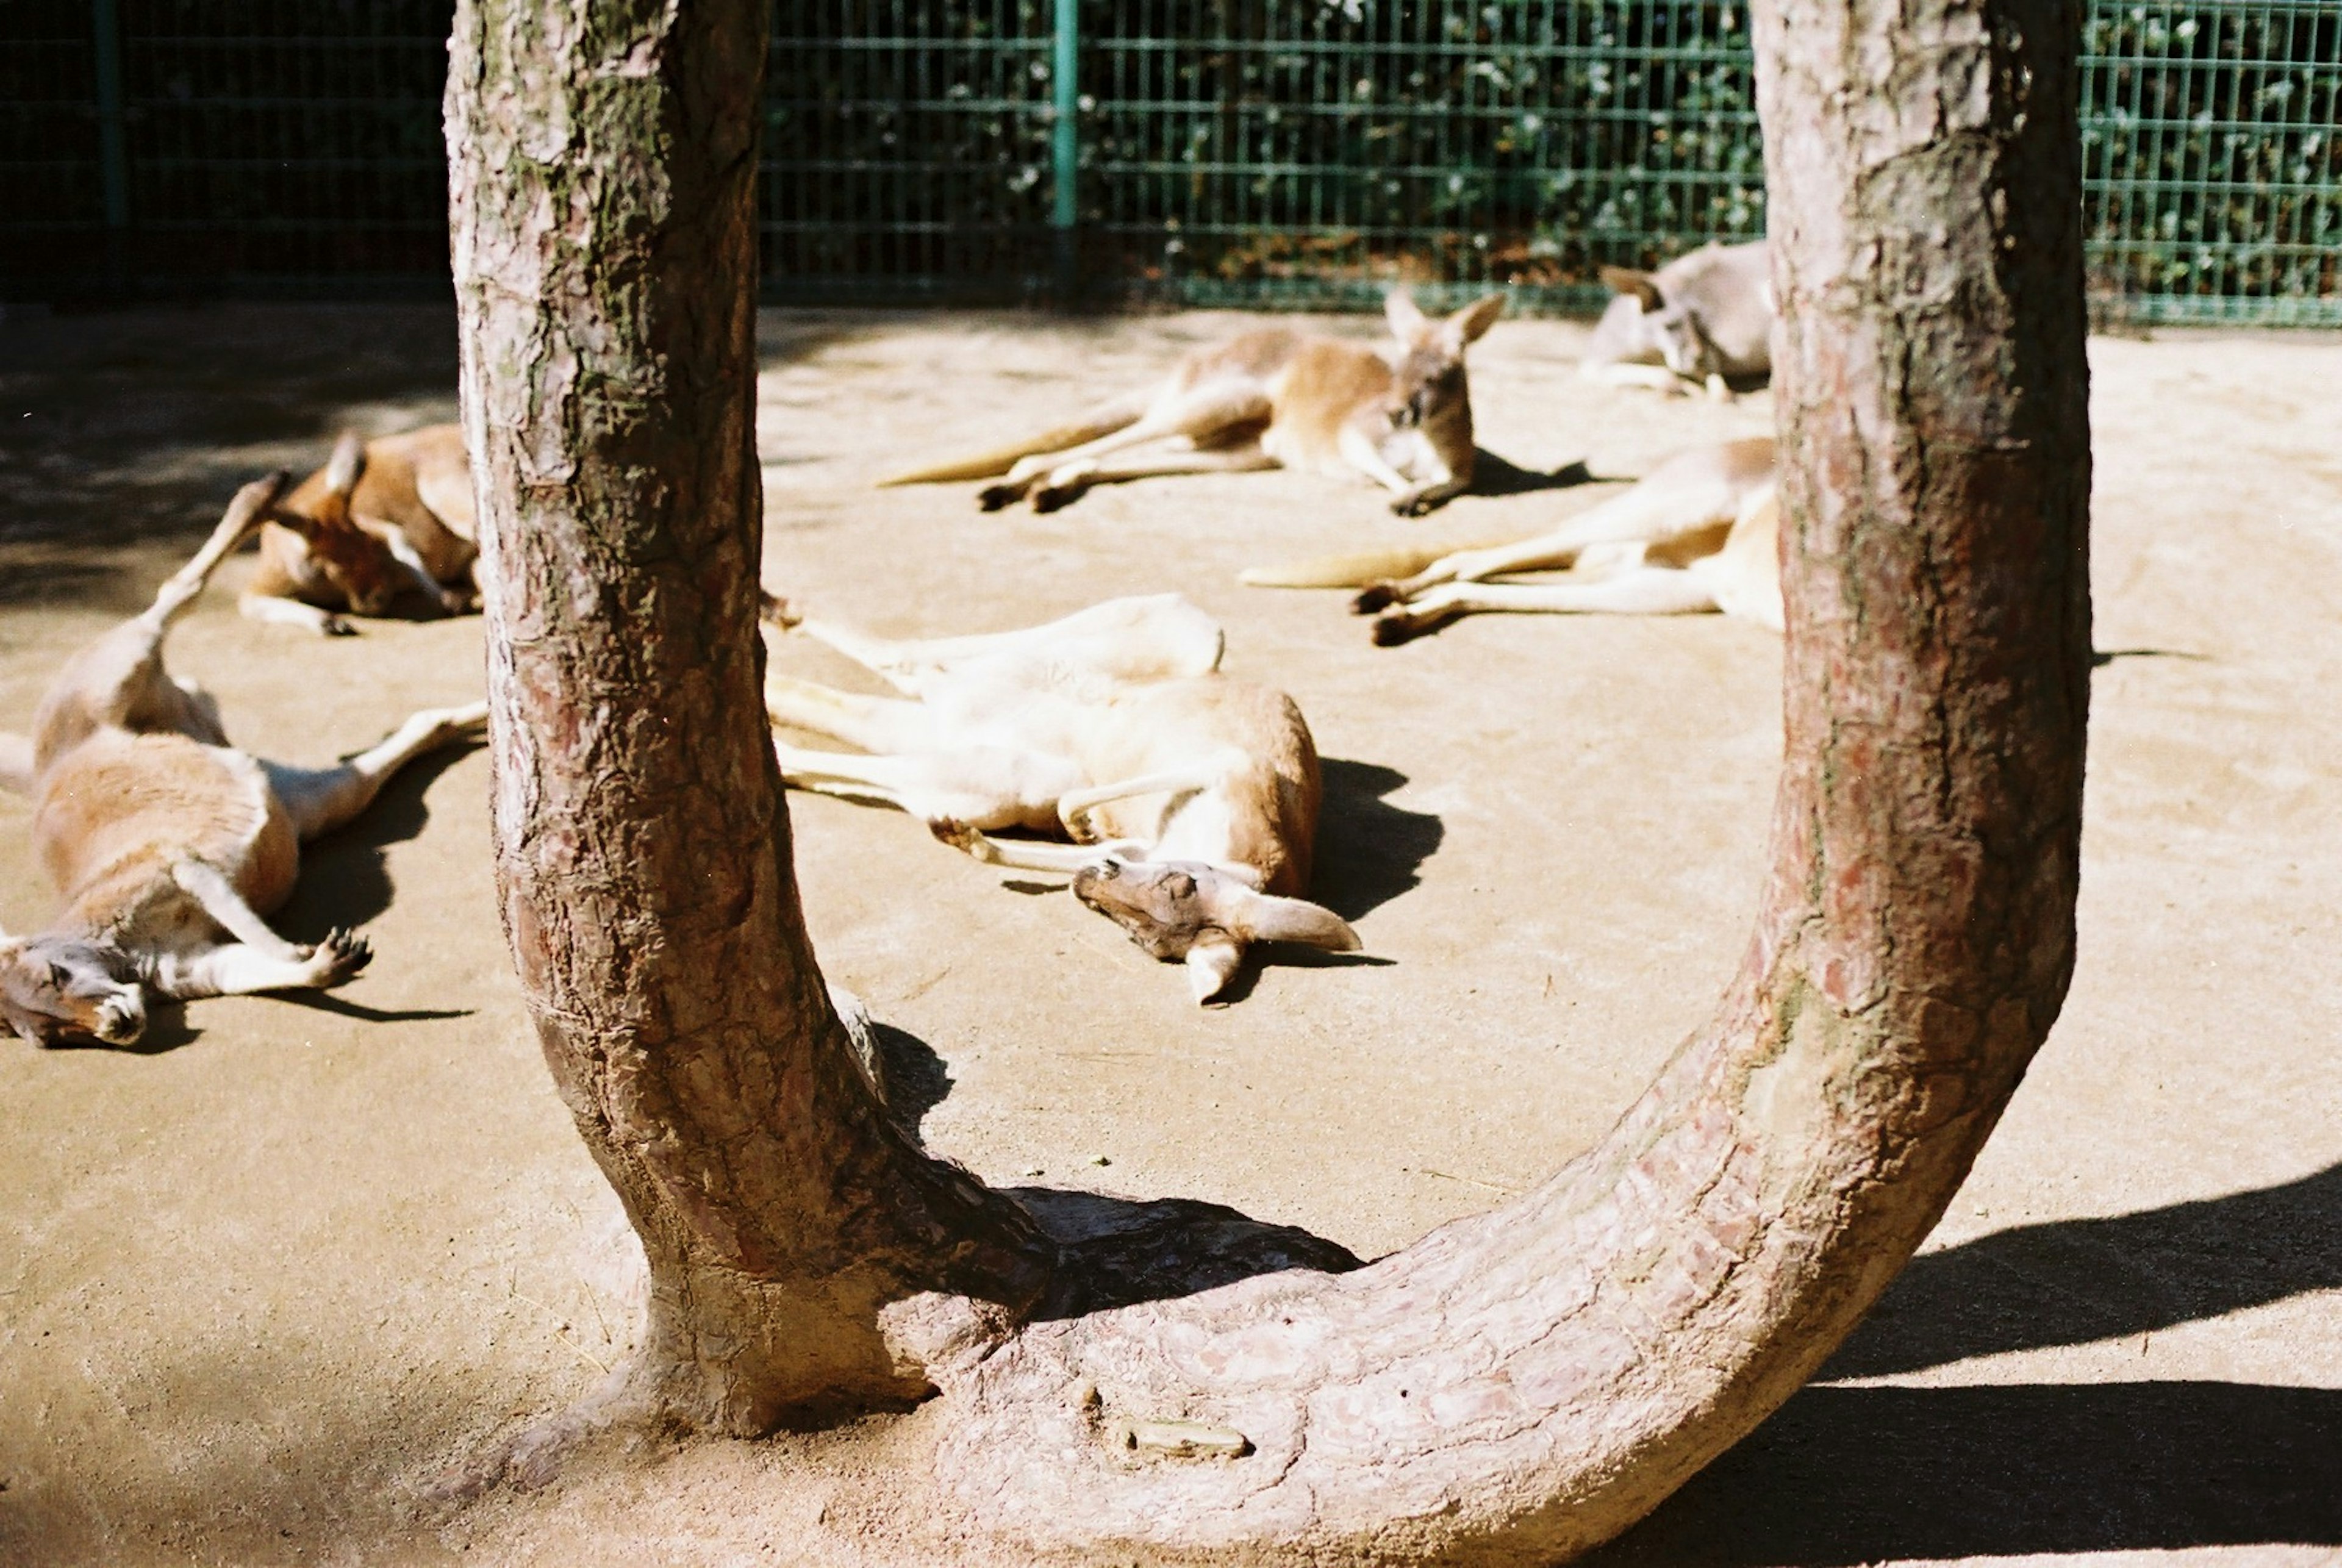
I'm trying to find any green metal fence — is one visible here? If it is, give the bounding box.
[7,1,2338,324]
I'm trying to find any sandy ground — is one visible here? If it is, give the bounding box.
[1,302,2338,1567]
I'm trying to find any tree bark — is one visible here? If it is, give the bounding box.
[453,0,2089,1557]
[445,0,1053,1433]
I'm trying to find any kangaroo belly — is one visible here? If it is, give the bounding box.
[35,732,301,921]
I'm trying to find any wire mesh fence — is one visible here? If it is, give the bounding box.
[4,1,2337,324]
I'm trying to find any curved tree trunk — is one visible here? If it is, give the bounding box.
[451,0,2089,1558]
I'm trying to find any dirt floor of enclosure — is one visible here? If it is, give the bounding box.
[1,302,2338,1566]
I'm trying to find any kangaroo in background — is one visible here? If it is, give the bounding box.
[242,424,479,636]
[1244,439,1782,644]
[761,593,1360,1003]
[1580,240,1773,398]
[0,473,487,1047]
[877,292,1507,517]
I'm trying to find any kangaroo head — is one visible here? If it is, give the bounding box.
[1382,291,1506,428]
[283,504,406,615]
[1072,857,1361,1004]
[0,931,147,1047]
[1599,265,1713,378]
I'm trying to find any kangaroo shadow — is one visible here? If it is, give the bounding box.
[1469,449,1606,499]
[1309,759,1445,922]
[2093,646,2207,668]
[272,739,484,940]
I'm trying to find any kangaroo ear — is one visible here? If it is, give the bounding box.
[1445,293,1506,346]
[1600,266,1664,313]
[1223,888,1361,953]
[0,729,32,795]
[1384,289,1432,345]
[1186,940,1246,1004]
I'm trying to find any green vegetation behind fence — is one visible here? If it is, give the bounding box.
[6,1,2337,324]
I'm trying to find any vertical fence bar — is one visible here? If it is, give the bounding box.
[1052,0,1081,300]
[90,0,132,288]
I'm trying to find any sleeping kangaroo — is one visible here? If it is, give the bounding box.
[877,292,1506,517]
[0,474,487,1047]
[1581,240,1774,397]
[241,424,480,636]
[1242,439,1782,644]
[761,593,1360,1003]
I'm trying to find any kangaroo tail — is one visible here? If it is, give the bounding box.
[873,395,1148,487]
[1240,537,1533,590]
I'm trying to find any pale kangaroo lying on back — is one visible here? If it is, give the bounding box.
[878,292,1506,517]
[0,474,487,1047]
[761,593,1360,1003]
[242,424,479,636]
[1580,240,1773,398]
[1243,439,1781,645]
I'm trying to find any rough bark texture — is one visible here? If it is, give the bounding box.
[453,0,2088,1556]
[445,0,1053,1431]
[916,0,2093,1558]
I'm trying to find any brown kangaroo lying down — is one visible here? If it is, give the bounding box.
[761,593,1360,1003]
[0,474,487,1047]
[242,424,479,636]
[877,292,1506,517]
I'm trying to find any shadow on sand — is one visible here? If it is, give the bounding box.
[1598,1161,2342,1562]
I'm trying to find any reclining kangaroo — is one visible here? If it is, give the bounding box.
[761,593,1360,1002]
[0,474,487,1047]
[242,424,479,635]
[1243,439,1781,644]
[877,292,1506,517]
[1580,240,1772,397]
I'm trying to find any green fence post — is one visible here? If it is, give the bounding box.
[1051,0,1080,303]
[91,0,132,289]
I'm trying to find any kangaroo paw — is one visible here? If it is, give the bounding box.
[1352,582,1402,614]
[1030,484,1083,514]
[1372,610,1445,647]
[977,483,1024,512]
[306,928,374,987]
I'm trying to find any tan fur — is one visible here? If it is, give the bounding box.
[0,475,487,1047]
[1583,240,1774,397]
[884,293,1506,517]
[760,594,1358,1003]
[1242,438,1784,643]
[245,424,479,635]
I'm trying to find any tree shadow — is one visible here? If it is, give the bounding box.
[869,1020,956,1142]
[1585,1164,2342,1563]
[1593,1380,2342,1564]
[852,1013,1363,1313]
[1309,759,1444,922]
[1822,1159,2342,1380]
[1014,1186,1363,1319]
[272,739,484,940]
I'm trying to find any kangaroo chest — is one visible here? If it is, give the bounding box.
[37,732,301,944]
